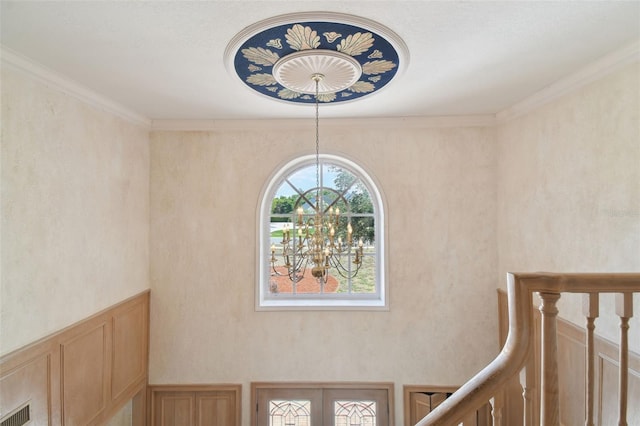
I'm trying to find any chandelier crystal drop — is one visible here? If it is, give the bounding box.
[269,59,364,286]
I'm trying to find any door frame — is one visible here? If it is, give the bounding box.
[251,382,394,426]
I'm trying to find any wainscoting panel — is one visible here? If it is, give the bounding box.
[153,393,195,426]
[61,323,109,425]
[0,353,51,424]
[149,385,241,426]
[0,290,149,426]
[112,300,148,401]
[196,392,237,426]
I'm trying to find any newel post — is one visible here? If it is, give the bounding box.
[539,292,561,426]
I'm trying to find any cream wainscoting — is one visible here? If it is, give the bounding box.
[0,290,149,425]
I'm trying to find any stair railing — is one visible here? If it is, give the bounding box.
[416,272,640,426]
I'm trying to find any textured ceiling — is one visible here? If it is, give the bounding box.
[1,1,639,121]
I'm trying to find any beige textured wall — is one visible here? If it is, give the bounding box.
[1,68,150,356]
[6,51,636,425]
[496,63,640,352]
[149,123,498,425]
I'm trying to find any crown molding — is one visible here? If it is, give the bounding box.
[4,38,636,131]
[496,40,640,123]
[1,46,151,128]
[151,115,496,132]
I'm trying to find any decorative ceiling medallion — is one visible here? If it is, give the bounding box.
[273,50,362,95]
[225,12,408,105]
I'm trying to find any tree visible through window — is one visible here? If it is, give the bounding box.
[258,154,386,309]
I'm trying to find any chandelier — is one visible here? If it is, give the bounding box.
[269,50,365,285]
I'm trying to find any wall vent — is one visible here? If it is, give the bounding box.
[0,404,30,426]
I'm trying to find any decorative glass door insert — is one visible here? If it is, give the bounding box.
[269,400,311,426]
[334,400,377,426]
[256,386,389,426]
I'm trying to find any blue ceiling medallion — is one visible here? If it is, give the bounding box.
[225,12,408,105]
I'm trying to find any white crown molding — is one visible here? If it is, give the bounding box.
[1,46,151,128]
[496,40,640,123]
[151,115,496,132]
[5,37,635,131]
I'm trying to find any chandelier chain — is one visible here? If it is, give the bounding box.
[314,74,321,213]
[269,71,364,285]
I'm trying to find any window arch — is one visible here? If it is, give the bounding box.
[258,154,386,309]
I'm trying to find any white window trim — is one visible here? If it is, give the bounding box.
[256,153,387,311]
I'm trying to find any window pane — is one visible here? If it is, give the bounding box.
[334,400,377,426]
[269,400,311,426]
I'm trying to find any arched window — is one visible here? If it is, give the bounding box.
[258,154,386,309]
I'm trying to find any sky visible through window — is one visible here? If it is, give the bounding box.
[275,164,339,197]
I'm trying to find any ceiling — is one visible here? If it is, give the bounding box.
[1,1,639,121]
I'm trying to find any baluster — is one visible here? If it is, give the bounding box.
[490,395,502,426]
[477,402,492,426]
[583,293,599,426]
[539,292,561,426]
[615,293,633,426]
[519,352,536,426]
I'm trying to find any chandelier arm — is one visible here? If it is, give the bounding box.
[327,254,363,279]
[271,262,285,276]
[288,256,309,281]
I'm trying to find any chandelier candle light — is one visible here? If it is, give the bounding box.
[269,55,365,285]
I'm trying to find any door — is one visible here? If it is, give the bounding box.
[256,386,390,426]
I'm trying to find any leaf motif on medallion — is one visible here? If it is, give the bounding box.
[341,92,353,98]
[266,87,278,92]
[367,49,384,59]
[286,24,320,51]
[348,81,375,93]
[248,64,262,72]
[336,32,374,56]
[317,92,336,102]
[266,38,283,49]
[278,88,302,100]
[246,73,277,86]
[242,47,280,66]
[368,76,381,83]
[301,95,312,100]
[362,60,396,75]
[323,31,342,43]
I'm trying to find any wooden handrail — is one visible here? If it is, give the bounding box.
[417,272,640,426]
